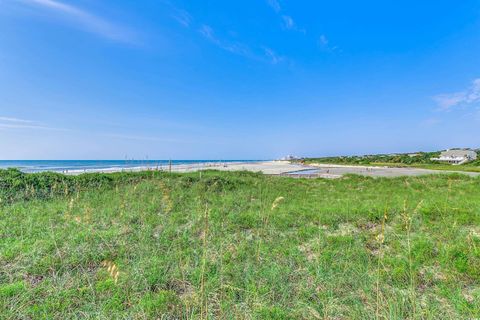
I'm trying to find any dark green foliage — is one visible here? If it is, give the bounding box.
[0,168,176,205]
[304,151,442,165]
[302,150,480,172]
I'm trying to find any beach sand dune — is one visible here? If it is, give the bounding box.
[65,161,480,178]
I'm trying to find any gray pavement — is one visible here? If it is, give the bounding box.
[288,164,480,178]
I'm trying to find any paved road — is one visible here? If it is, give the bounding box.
[289,164,480,178]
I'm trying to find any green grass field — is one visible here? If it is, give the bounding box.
[1,170,480,319]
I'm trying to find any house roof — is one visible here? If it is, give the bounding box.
[440,149,477,158]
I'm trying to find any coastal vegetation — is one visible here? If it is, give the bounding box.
[1,169,480,318]
[301,150,480,173]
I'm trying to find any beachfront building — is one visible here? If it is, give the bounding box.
[279,155,302,161]
[431,149,478,165]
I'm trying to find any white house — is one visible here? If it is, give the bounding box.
[431,149,478,165]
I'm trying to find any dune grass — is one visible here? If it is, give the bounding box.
[1,170,480,319]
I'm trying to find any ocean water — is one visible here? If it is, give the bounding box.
[0,160,257,173]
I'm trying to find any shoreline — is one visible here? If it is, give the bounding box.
[3,160,479,178]
[61,160,310,176]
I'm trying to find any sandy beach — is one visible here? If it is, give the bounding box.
[63,161,307,175]
[62,160,480,178]
[304,163,480,178]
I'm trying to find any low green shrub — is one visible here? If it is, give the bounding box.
[0,168,174,205]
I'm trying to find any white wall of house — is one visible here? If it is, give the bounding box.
[431,149,478,165]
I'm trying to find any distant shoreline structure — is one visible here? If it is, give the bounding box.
[277,155,303,161]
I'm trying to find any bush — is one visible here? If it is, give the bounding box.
[0,169,169,205]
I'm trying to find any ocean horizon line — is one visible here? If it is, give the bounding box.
[0,159,267,173]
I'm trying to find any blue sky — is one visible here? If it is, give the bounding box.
[1,0,480,160]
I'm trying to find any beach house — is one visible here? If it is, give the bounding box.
[431,149,478,165]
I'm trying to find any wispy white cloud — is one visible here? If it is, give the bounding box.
[199,24,217,41]
[282,15,305,33]
[263,47,284,64]
[162,3,288,66]
[172,8,192,27]
[266,0,281,13]
[0,123,54,130]
[0,115,66,131]
[266,0,305,34]
[318,34,338,52]
[319,35,328,46]
[433,78,480,110]
[282,15,294,29]
[0,116,35,123]
[199,25,254,59]
[433,93,467,110]
[199,25,286,65]
[20,0,136,44]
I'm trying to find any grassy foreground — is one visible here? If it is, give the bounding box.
[1,170,480,319]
